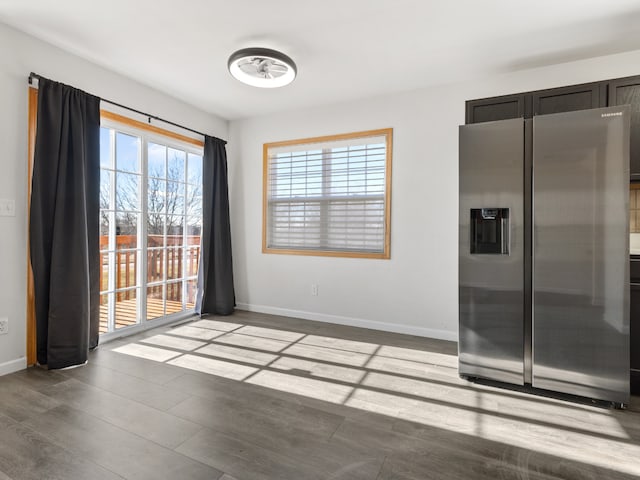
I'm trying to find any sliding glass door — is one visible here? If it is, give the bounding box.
[99,122,202,336]
[146,143,202,321]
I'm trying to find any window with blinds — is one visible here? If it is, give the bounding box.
[263,128,392,258]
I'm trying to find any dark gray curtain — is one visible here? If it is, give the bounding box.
[29,79,101,369]
[196,136,235,315]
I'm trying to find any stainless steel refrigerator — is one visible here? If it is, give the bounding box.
[458,106,630,406]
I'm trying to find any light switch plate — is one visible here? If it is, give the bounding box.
[0,199,15,217]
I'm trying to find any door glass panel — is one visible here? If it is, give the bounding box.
[99,293,110,335]
[116,132,141,173]
[148,178,166,214]
[166,181,185,214]
[147,214,165,249]
[147,248,164,284]
[99,252,110,291]
[116,212,139,248]
[187,153,202,185]
[167,216,184,246]
[115,288,139,330]
[100,214,110,241]
[116,172,140,212]
[186,279,197,309]
[100,128,112,168]
[166,281,184,315]
[186,185,202,218]
[185,247,200,277]
[148,143,166,178]
[115,249,138,292]
[168,148,186,180]
[100,171,111,209]
[146,284,165,321]
[187,217,201,244]
[166,248,183,280]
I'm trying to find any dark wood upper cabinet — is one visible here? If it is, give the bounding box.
[466,75,640,179]
[531,82,605,116]
[465,94,528,124]
[609,76,640,179]
[466,82,605,124]
[630,278,640,394]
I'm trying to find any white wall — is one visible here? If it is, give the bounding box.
[5,20,640,373]
[0,22,227,375]
[228,48,640,342]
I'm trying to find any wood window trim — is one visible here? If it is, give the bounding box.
[26,91,204,365]
[100,110,204,148]
[262,128,393,260]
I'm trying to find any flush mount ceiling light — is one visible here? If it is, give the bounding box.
[228,47,297,88]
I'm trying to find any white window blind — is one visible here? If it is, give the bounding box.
[264,130,391,257]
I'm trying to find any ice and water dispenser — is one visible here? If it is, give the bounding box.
[470,208,510,255]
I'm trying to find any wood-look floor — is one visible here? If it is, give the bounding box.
[1,310,639,480]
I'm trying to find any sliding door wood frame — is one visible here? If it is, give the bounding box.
[26,87,37,366]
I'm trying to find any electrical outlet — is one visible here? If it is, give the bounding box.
[0,199,15,217]
[311,284,318,296]
[0,317,8,335]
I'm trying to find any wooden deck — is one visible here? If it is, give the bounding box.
[99,297,195,334]
[98,234,199,334]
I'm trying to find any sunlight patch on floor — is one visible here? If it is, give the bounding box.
[234,325,306,342]
[283,343,370,367]
[270,356,366,383]
[214,332,291,352]
[299,335,379,354]
[377,345,458,368]
[168,353,258,380]
[362,371,454,400]
[190,319,244,331]
[169,325,227,340]
[246,370,353,404]
[140,334,206,351]
[110,318,640,477]
[112,343,181,362]
[195,343,278,366]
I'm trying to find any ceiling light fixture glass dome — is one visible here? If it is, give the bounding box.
[228,47,297,88]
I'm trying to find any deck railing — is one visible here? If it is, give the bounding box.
[99,235,201,301]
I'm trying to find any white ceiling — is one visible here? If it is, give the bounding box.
[2,0,640,120]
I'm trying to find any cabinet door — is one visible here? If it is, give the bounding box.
[465,94,527,124]
[630,280,640,394]
[532,82,605,116]
[609,77,640,179]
